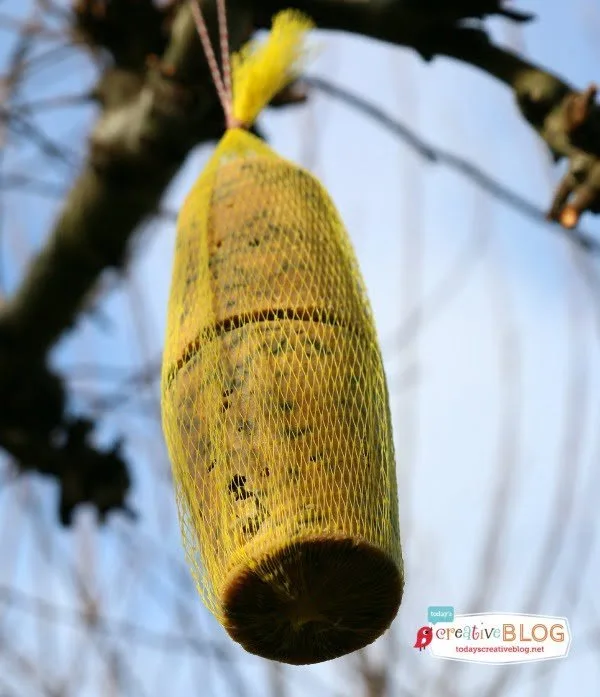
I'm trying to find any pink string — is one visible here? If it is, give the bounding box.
[191,0,232,128]
[216,0,232,108]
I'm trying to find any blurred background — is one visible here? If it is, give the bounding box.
[0,0,599,695]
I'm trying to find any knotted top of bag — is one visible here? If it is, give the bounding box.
[190,2,314,132]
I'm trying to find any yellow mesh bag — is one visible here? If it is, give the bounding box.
[161,9,403,664]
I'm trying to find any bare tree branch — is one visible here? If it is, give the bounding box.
[256,2,600,224]
[0,0,252,521]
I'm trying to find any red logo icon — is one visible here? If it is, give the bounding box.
[414,625,433,651]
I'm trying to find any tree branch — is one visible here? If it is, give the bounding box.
[0,0,252,522]
[426,27,600,227]
[0,1,251,356]
[256,2,600,226]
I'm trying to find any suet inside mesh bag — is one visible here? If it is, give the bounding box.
[161,7,403,665]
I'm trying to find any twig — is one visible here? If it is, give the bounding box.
[306,75,600,253]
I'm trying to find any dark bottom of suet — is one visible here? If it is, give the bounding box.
[221,535,403,664]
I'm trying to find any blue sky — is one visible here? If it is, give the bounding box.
[0,1,599,695]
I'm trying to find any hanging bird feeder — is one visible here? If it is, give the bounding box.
[161,3,403,664]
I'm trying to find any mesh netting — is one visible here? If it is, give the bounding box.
[161,11,403,665]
